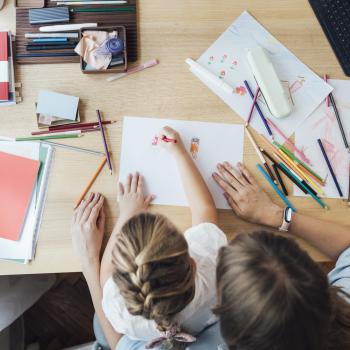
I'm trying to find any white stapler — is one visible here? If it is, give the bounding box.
[247,46,292,118]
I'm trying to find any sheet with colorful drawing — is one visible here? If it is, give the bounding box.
[119,116,244,209]
[294,79,350,199]
[190,11,332,139]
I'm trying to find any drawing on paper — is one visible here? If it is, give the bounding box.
[190,137,200,159]
[151,136,159,145]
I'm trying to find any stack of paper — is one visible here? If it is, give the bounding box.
[36,90,80,128]
[0,31,17,107]
[0,142,54,263]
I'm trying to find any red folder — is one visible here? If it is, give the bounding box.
[0,151,40,241]
[0,32,9,101]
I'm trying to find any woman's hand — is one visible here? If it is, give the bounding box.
[212,162,283,228]
[71,192,105,269]
[158,126,186,159]
[118,173,154,226]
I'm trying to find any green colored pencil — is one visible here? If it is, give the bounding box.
[273,140,324,183]
[16,134,82,141]
[70,7,135,13]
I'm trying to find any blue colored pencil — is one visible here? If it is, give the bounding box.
[278,162,328,209]
[244,80,273,138]
[256,163,297,212]
[32,38,68,43]
[16,52,77,58]
[317,138,343,197]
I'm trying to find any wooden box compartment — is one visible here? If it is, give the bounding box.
[79,25,127,74]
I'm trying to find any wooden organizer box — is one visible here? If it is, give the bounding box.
[15,0,137,64]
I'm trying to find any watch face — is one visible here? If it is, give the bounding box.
[285,208,293,222]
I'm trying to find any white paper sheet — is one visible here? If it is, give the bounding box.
[0,142,40,259]
[191,11,332,139]
[294,79,350,199]
[119,117,244,209]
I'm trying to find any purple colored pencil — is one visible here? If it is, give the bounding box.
[96,109,113,175]
[317,138,343,197]
[245,87,260,126]
[244,80,273,138]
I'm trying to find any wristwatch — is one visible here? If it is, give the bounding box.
[278,207,293,232]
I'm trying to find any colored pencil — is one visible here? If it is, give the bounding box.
[96,109,113,175]
[317,138,343,197]
[39,140,105,156]
[245,127,277,184]
[70,7,135,12]
[26,44,77,50]
[244,80,273,138]
[245,87,260,126]
[49,120,116,131]
[16,134,82,141]
[57,1,126,5]
[32,126,99,136]
[25,33,79,39]
[323,74,330,107]
[107,59,158,82]
[329,93,349,151]
[75,157,107,208]
[277,150,325,196]
[256,163,297,212]
[16,53,78,58]
[273,140,324,183]
[278,163,328,209]
[301,180,318,196]
[32,38,68,43]
[275,161,307,194]
[272,163,288,196]
[266,118,312,165]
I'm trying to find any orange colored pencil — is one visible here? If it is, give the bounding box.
[74,157,107,208]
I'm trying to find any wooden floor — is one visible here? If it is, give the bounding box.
[23,273,95,350]
[21,262,336,349]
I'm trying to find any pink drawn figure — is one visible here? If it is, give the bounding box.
[289,76,306,94]
[220,54,228,63]
[152,136,159,146]
[230,60,238,70]
[219,70,226,79]
[235,86,247,96]
[208,55,215,65]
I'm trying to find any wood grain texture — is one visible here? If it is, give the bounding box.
[15,0,137,64]
[0,0,349,275]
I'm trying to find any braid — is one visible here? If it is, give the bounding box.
[112,213,195,333]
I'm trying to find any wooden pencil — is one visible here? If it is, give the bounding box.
[317,138,343,197]
[96,110,113,175]
[75,157,107,208]
[32,126,99,136]
[16,133,82,141]
[49,120,116,131]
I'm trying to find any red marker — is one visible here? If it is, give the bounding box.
[162,136,177,143]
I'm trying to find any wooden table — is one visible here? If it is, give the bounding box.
[0,0,348,275]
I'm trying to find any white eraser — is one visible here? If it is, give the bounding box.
[247,46,292,118]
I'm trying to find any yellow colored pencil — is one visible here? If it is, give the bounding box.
[74,157,107,208]
[277,150,325,195]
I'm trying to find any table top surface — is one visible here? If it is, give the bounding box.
[0,0,349,275]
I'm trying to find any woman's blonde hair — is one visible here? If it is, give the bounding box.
[214,231,350,350]
[112,212,195,334]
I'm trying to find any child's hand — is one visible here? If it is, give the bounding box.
[118,173,155,226]
[158,126,186,158]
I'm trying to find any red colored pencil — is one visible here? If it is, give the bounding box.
[49,120,116,131]
[323,74,330,107]
[162,136,177,143]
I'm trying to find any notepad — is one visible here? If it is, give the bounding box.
[36,90,79,121]
[0,151,40,241]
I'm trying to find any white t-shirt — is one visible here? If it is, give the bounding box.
[102,223,227,341]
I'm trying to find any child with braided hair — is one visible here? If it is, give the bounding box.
[100,126,227,348]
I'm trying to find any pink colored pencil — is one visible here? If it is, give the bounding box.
[49,120,115,131]
[324,74,330,107]
[245,87,260,126]
[265,118,312,165]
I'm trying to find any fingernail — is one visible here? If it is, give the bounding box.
[212,172,218,178]
[237,162,242,167]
